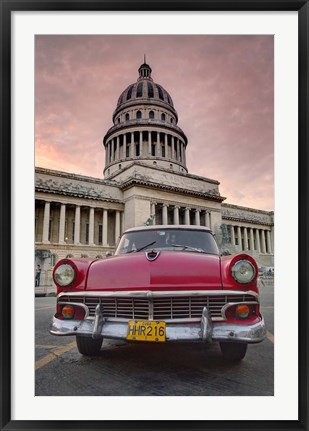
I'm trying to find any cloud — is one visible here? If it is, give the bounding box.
[35,35,274,210]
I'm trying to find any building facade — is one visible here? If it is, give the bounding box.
[35,62,274,287]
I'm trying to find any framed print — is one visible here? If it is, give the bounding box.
[1,1,308,430]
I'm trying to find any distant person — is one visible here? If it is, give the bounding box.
[35,264,41,286]
[167,232,178,245]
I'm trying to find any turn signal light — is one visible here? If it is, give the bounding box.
[62,305,75,319]
[236,304,250,319]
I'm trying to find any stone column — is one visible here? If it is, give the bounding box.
[42,201,51,243]
[123,134,127,158]
[164,134,168,158]
[255,229,261,253]
[105,143,108,166]
[110,140,114,162]
[266,230,272,254]
[148,131,152,155]
[195,209,200,226]
[183,143,186,166]
[237,226,242,249]
[89,207,95,246]
[103,209,108,246]
[249,228,255,251]
[151,203,156,224]
[74,205,81,245]
[130,132,134,158]
[185,208,190,225]
[243,227,248,250]
[205,211,210,228]
[121,211,124,234]
[171,136,175,159]
[115,211,121,245]
[173,206,179,225]
[116,136,120,160]
[176,139,180,161]
[162,204,168,225]
[157,132,160,157]
[261,230,266,254]
[58,203,66,244]
[139,131,143,156]
[230,225,235,245]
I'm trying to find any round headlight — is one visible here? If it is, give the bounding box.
[231,260,256,284]
[54,263,75,286]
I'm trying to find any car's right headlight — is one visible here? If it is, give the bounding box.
[54,263,76,286]
[231,259,256,284]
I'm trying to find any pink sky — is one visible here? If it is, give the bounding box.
[35,35,274,211]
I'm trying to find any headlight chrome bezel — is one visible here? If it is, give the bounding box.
[231,259,256,284]
[54,263,76,286]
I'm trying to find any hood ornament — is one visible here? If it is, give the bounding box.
[145,250,160,261]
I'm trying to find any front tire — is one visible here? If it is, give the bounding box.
[219,342,248,361]
[76,335,103,356]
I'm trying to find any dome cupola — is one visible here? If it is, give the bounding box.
[103,61,188,178]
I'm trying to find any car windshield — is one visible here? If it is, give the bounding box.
[115,228,219,255]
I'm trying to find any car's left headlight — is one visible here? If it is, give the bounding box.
[54,263,76,286]
[231,260,256,284]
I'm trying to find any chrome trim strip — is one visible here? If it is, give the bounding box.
[58,290,259,299]
[201,307,212,341]
[50,315,267,343]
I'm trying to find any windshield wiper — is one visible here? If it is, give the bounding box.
[171,244,206,253]
[127,241,157,253]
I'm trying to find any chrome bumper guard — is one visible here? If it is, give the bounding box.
[50,305,266,343]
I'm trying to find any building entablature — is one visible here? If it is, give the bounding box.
[103,119,187,145]
[119,177,225,202]
[36,168,123,203]
[222,203,274,226]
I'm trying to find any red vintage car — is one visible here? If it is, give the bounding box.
[50,225,266,360]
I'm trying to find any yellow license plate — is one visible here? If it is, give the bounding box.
[127,320,166,342]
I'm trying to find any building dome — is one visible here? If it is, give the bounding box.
[103,61,188,178]
[115,62,175,113]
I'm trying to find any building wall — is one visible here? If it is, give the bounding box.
[35,168,274,289]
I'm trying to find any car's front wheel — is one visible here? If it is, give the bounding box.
[76,335,103,356]
[219,342,248,361]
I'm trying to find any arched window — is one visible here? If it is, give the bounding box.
[149,111,155,120]
[161,113,166,122]
[136,82,143,97]
[136,110,142,119]
[171,118,174,124]
[125,113,130,121]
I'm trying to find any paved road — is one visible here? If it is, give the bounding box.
[35,282,274,396]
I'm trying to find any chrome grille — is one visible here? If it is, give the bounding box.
[59,293,256,321]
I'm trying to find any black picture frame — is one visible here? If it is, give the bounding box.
[1,1,308,430]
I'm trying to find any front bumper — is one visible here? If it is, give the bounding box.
[50,305,266,344]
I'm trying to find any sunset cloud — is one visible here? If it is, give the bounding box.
[35,35,274,210]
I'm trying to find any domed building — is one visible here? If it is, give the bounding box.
[35,61,274,290]
[103,61,188,177]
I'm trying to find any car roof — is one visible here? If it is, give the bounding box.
[123,225,212,234]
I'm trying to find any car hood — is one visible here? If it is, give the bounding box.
[86,251,222,291]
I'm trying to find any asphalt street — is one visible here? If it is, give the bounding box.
[35,280,274,396]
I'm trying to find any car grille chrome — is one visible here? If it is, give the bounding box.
[59,293,257,321]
